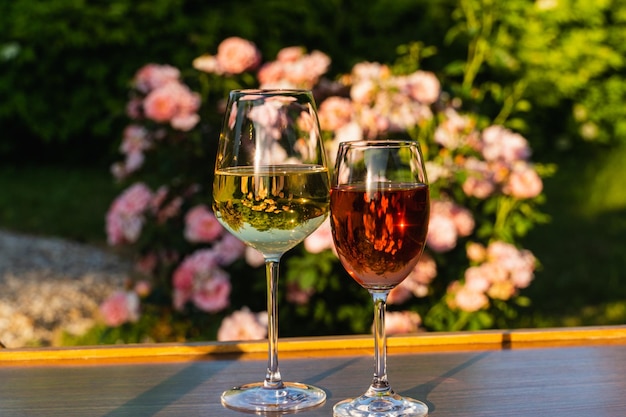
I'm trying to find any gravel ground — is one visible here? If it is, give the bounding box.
[0,230,131,348]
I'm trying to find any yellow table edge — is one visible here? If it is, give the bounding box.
[2,325,625,363]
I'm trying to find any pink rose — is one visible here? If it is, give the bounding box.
[106,183,153,245]
[462,176,496,199]
[277,46,305,62]
[351,62,390,81]
[216,37,261,74]
[504,163,543,199]
[450,204,475,237]
[448,282,489,312]
[133,63,180,93]
[318,97,354,131]
[218,307,267,341]
[387,285,413,305]
[184,205,224,243]
[350,79,377,105]
[99,291,140,327]
[304,218,335,254]
[403,70,441,104]
[481,125,531,162]
[391,252,437,301]
[383,311,422,335]
[245,247,265,267]
[192,268,231,313]
[172,249,231,313]
[213,233,246,266]
[426,215,457,253]
[257,61,285,87]
[143,81,201,131]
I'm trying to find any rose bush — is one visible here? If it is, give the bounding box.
[84,36,550,345]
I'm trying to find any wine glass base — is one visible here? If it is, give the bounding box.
[333,390,428,417]
[221,382,326,414]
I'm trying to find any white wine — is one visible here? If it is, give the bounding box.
[213,164,330,256]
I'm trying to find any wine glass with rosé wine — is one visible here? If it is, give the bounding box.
[212,89,330,413]
[330,140,430,417]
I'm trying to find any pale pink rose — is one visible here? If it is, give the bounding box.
[486,241,536,289]
[245,247,265,267]
[192,54,220,73]
[257,61,285,87]
[387,285,413,305]
[192,268,231,313]
[480,262,508,283]
[510,266,534,289]
[106,183,153,245]
[277,46,305,62]
[466,242,487,262]
[426,215,458,253]
[213,233,246,266]
[504,163,543,199]
[382,311,422,335]
[133,63,180,93]
[350,79,377,104]
[318,96,354,131]
[434,108,476,150]
[333,121,363,145]
[481,125,531,162]
[427,200,474,252]
[217,307,268,341]
[403,70,441,104]
[171,113,200,132]
[464,266,491,293]
[216,37,261,74]
[99,291,140,327]
[462,176,496,199]
[452,284,489,312]
[286,282,315,305]
[304,218,334,254]
[450,205,475,237]
[392,252,437,301]
[184,205,224,243]
[351,62,390,81]
[297,50,331,87]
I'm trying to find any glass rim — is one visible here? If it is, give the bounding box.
[229,88,313,96]
[338,139,422,149]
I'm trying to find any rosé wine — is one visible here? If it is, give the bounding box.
[330,182,429,289]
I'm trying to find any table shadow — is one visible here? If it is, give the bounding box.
[402,351,492,413]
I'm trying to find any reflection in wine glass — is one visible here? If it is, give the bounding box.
[213,89,330,413]
[330,140,430,417]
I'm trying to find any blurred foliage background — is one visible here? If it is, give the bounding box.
[1,0,626,329]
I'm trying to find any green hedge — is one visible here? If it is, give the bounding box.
[1,0,625,164]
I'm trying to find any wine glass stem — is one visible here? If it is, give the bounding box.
[264,258,283,389]
[370,291,390,391]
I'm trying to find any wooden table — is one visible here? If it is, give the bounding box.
[1,326,626,416]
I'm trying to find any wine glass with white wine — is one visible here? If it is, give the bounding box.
[213,89,330,413]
